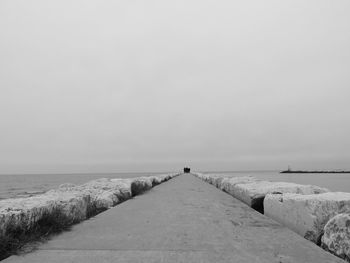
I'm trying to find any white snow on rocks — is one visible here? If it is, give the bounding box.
[192,173,328,213]
[233,181,328,213]
[219,176,258,193]
[193,172,350,261]
[0,190,90,237]
[130,177,153,196]
[321,213,350,261]
[0,173,179,240]
[264,192,350,244]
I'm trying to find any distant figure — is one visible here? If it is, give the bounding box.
[184,167,191,173]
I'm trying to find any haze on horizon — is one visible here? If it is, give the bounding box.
[0,0,349,174]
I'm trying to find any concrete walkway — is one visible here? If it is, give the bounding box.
[4,174,343,263]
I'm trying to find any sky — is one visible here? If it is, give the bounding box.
[0,0,350,174]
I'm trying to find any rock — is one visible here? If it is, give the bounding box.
[219,176,258,194]
[193,173,261,208]
[93,191,117,210]
[79,178,132,207]
[264,192,350,243]
[0,173,178,242]
[0,190,90,237]
[206,175,225,187]
[160,174,172,181]
[193,173,328,214]
[231,181,329,213]
[321,213,350,262]
[192,173,258,190]
[192,173,230,188]
[54,191,91,222]
[192,172,207,180]
[59,183,77,190]
[211,176,226,188]
[109,179,133,201]
[130,177,153,196]
[149,176,163,186]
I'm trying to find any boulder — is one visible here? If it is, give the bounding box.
[59,183,77,190]
[130,177,154,196]
[163,174,171,181]
[192,172,207,180]
[80,178,132,206]
[0,174,177,241]
[219,176,258,194]
[264,192,350,243]
[0,190,90,238]
[231,181,328,213]
[211,176,226,188]
[154,173,177,182]
[149,176,163,186]
[109,178,133,201]
[192,173,229,187]
[192,173,258,192]
[321,213,350,262]
[192,173,328,214]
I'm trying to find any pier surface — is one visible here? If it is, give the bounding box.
[3,174,342,263]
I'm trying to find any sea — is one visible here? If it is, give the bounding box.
[0,171,349,200]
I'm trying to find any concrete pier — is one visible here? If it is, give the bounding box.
[3,174,343,263]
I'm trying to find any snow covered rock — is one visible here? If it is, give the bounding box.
[130,177,153,196]
[192,173,257,191]
[264,192,350,243]
[210,176,226,188]
[79,178,132,207]
[232,181,328,213]
[219,176,258,194]
[192,173,233,188]
[0,190,90,237]
[192,172,207,180]
[109,178,133,201]
[0,173,179,242]
[192,173,328,214]
[321,213,350,262]
[59,183,77,190]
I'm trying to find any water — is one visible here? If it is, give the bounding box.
[0,172,166,200]
[0,171,349,200]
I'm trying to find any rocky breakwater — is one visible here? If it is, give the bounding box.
[193,173,350,262]
[0,173,179,260]
[322,213,350,262]
[192,173,327,213]
[265,192,350,261]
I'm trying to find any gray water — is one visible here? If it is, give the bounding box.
[0,171,349,200]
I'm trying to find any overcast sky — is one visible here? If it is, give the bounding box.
[0,0,349,174]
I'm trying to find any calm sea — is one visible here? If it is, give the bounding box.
[0,171,349,200]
